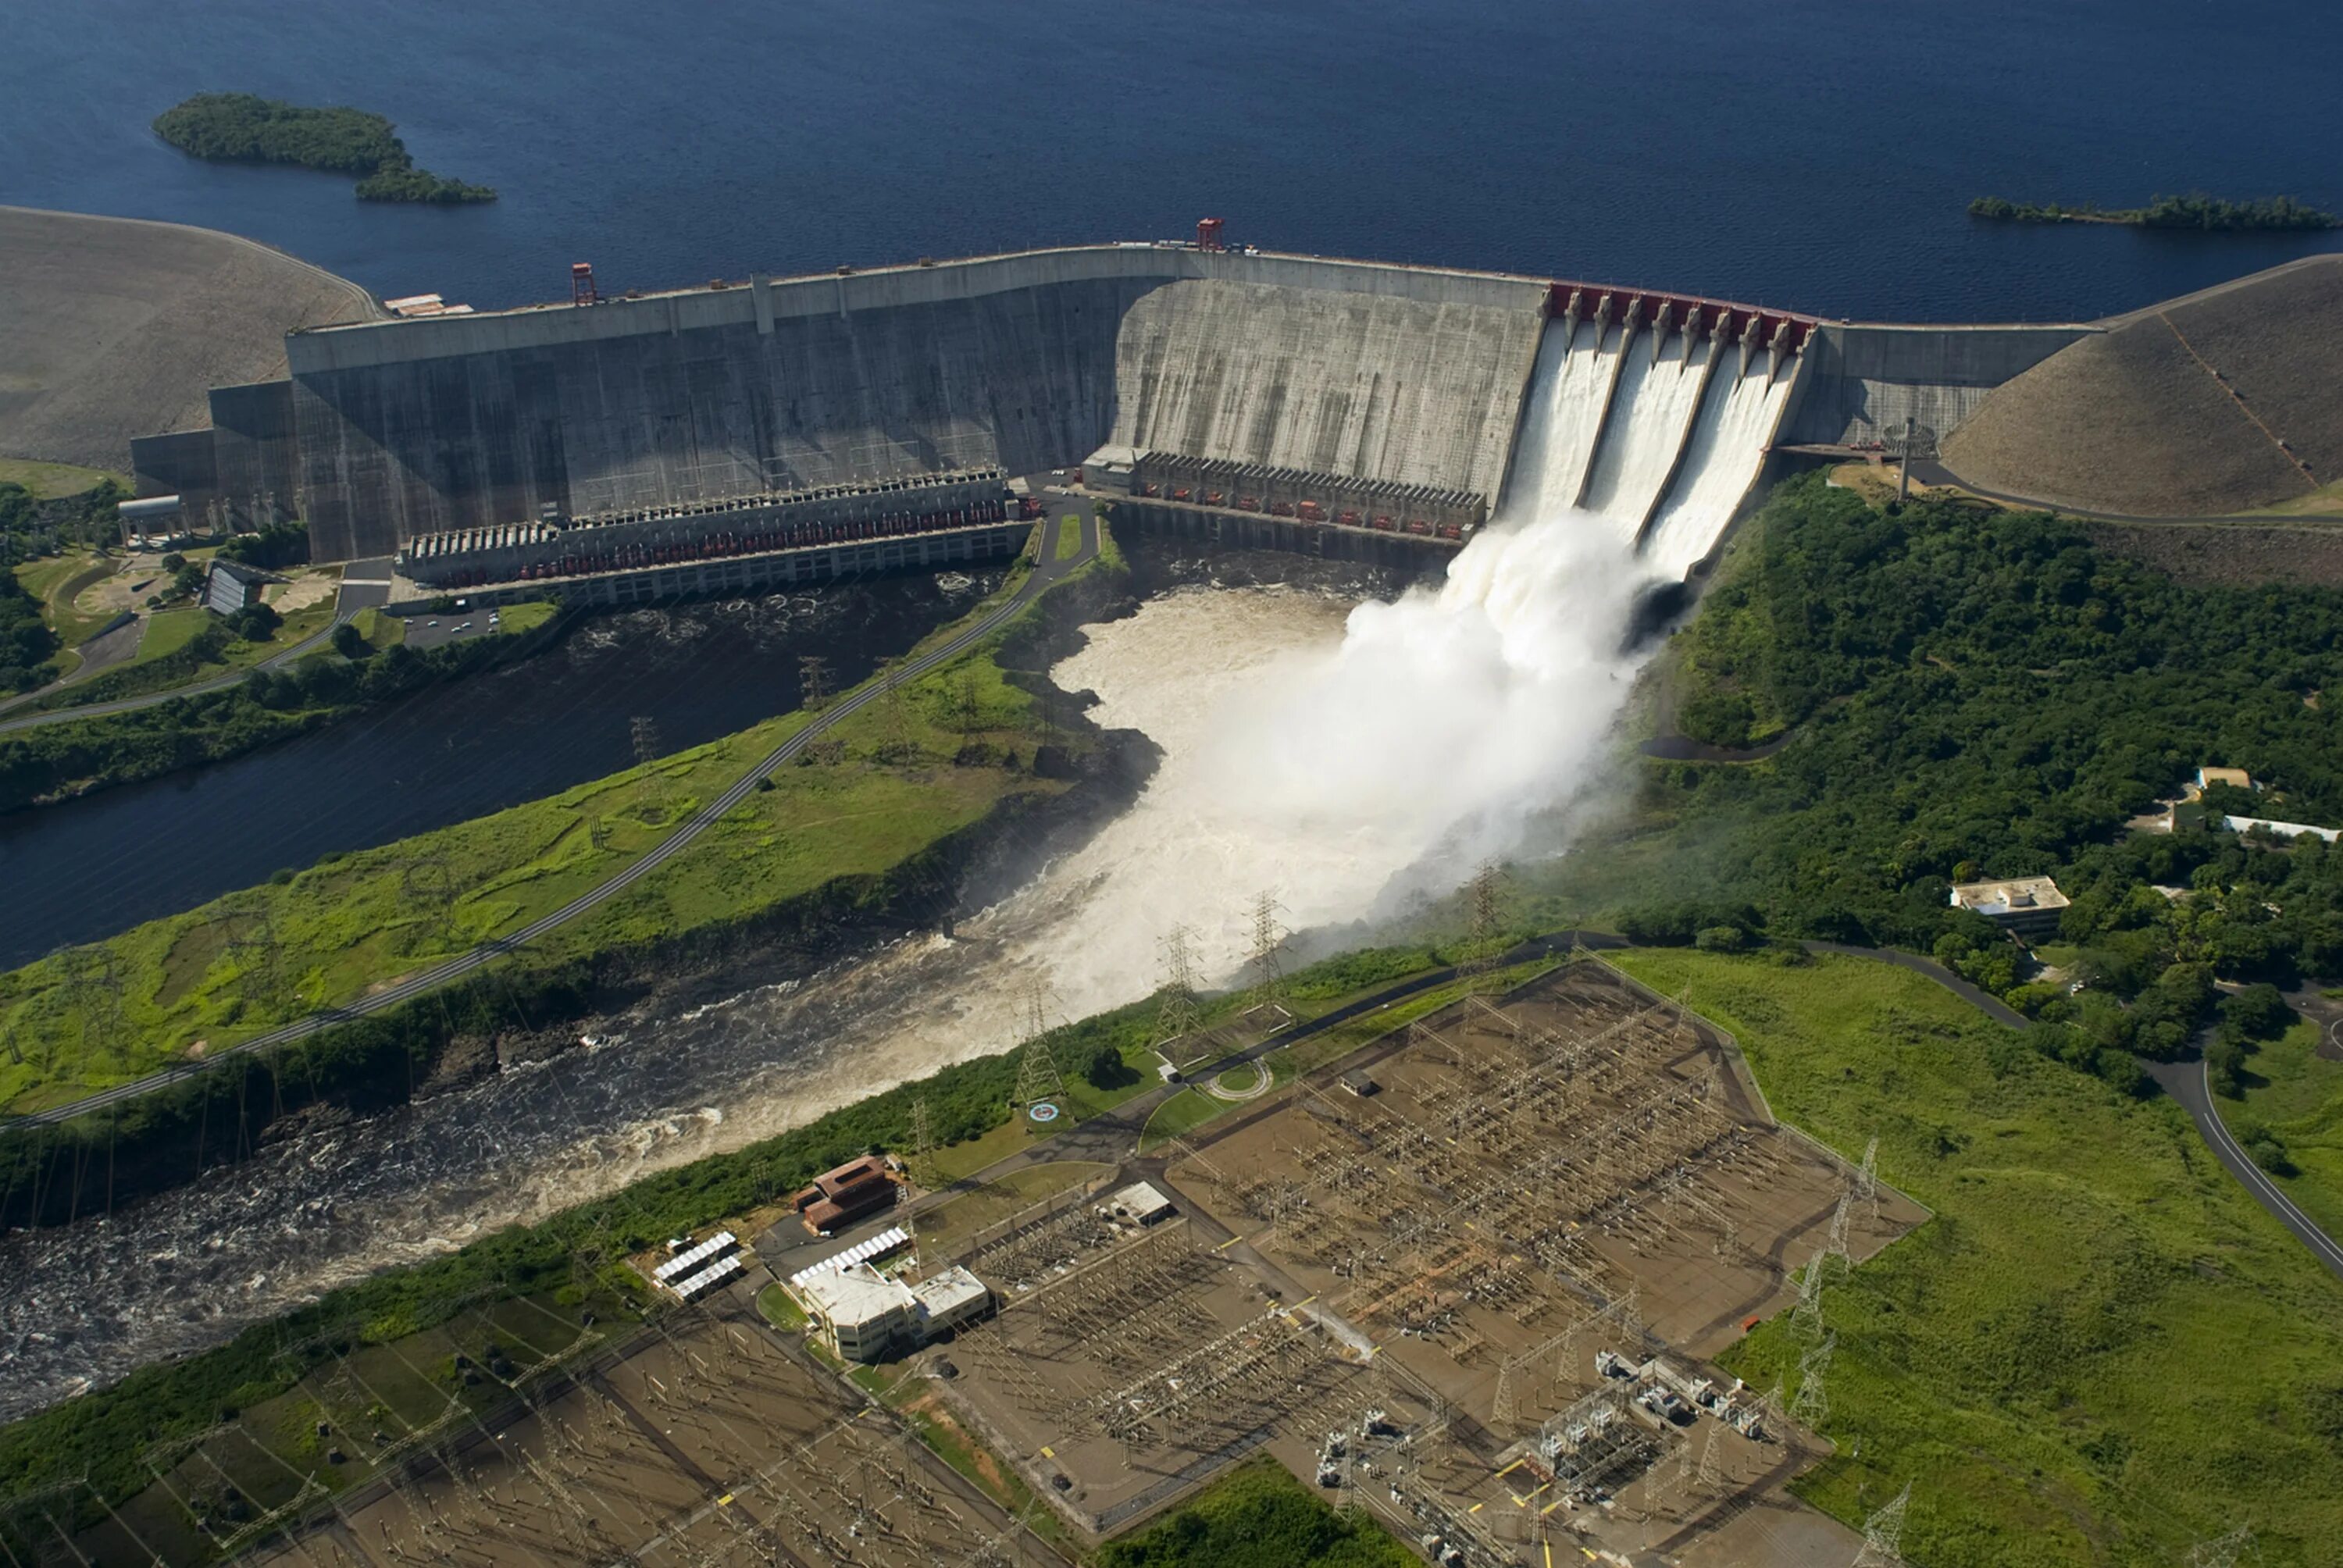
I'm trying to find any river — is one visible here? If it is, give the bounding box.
[0,582,1360,1420]
[0,573,1000,969]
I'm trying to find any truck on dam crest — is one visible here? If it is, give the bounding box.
[128,218,2101,598]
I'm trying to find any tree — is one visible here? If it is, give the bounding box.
[330,621,366,659]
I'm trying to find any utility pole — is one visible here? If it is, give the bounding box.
[797,654,831,711]
[1157,925,1204,1053]
[1248,891,1286,1004]
[1461,860,1505,981]
[1849,1482,1912,1568]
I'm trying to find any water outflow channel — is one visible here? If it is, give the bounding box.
[0,574,1000,968]
[0,326,1789,1420]
[0,584,1356,1420]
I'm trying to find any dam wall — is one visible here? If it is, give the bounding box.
[1780,323,2095,447]
[140,235,2116,575]
[278,247,1550,561]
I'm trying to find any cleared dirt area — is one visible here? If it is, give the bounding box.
[928,960,1922,1565]
[1942,255,2343,517]
[0,205,376,471]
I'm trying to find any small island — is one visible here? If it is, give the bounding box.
[152,92,495,204]
[1969,192,2337,231]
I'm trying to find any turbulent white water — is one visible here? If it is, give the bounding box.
[1579,333,1714,539]
[0,310,1793,1420]
[1642,358,1796,578]
[1510,319,1617,515]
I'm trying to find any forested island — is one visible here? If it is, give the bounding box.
[1969,192,2338,230]
[152,93,495,203]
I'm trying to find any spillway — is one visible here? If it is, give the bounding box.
[1501,319,1619,522]
[1577,333,1714,545]
[1639,359,1796,578]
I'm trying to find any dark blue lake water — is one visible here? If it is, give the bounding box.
[4,0,2340,323]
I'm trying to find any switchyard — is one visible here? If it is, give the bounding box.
[918,958,1923,1565]
[233,1299,1047,1568]
[84,963,1917,1567]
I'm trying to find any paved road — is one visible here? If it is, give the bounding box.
[2145,1053,2343,1280]
[1809,941,2343,1278]
[14,515,1096,1129]
[0,568,375,736]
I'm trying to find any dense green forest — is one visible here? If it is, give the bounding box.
[1,477,128,568]
[1639,474,2343,1093]
[0,609,560,811]
[1969,192,2339,230]
[216,520,312,570]
[152,93,495,203]
[0,565,59,693]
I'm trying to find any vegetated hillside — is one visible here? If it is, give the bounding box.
[152,94,494,202]
[1940,255,2343,516]
[1616,948,2343,1568]
[0,205,376,470]
[1581,474,2343,1092]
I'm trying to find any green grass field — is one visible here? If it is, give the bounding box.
[0,566,1086,1112]
[1607,948,2343,1568]
[12,551,115,647]
[915,1160,1111,1246]
[0,459,127,499]
[1056,515,1085,561]
[1096,1454,1410,1568]
[2232,1017,2343,1244]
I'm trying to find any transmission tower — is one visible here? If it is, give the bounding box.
[798,654,832,710]
[1460,859,1506,978]
[57,946,128,1062]
[1248,890,1287,1002]
[1856,1135,1881,1221]
[1824,1194,1854,1272]
[215,908,290,1020]
[629,715,663,767]
[881,661,913,756]
[1791,1334,1834,1428]
[1790,1250,1828,1343]
[2187,1527,2255,1568]
[1849,1482,1912,1568]
[954,663,983,734]
[907,1098,939,1192]
[1696,1423,1724,1495]
[400,854,459,951]
[1157,925,1204,1050]
[1011,982,1065,1109]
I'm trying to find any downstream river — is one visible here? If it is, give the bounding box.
[0,574,1000,969]
[0,582,1361,1422]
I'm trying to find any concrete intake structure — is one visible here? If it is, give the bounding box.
[133,237,2099,577]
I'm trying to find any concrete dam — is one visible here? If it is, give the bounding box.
[132,232,2098,587]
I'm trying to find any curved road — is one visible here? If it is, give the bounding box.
[12,515,1095,1128]
[2145,1053,2343,1279]
[0,582,364,736]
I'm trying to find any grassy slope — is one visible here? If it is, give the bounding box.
[0,459,128,499]
[2233,1017,2343,1243]
[1095,1455,1412,1568]
[1609,948,2343,1568]
[0,561,1080,1111]
[13,551,115,647]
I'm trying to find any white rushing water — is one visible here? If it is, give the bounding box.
[2,309,1791,1419]
[1641,358,1796,579]
[1509,319,1617,515]
[1578,333,1713,540]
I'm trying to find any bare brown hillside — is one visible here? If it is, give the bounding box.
[0,206,377,472]
[1941,255,2343,517]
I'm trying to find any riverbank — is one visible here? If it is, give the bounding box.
[0,522,1132,1187]
[0,598,561,814]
